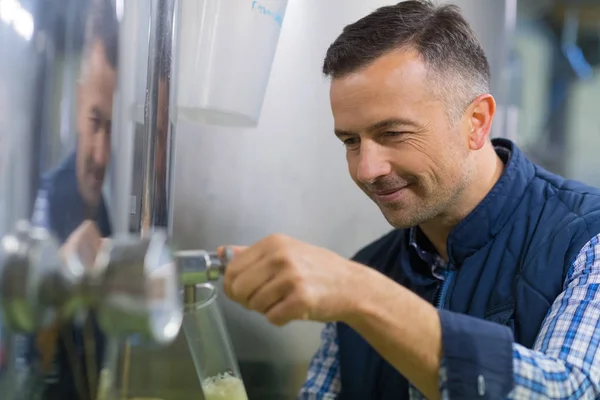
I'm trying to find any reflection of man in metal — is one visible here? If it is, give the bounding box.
[32,0,118,243]
[75,26,117,220]
[27,1,119,399]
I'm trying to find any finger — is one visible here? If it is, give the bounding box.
[60,221,103,270]
[265,292,310,327]
[223,235,289,299]
[217,245,247,297]
[246,272,295,313]
[229,258,278,306]
[223,244,267,298]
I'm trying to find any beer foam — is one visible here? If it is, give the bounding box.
[202,373,248,400]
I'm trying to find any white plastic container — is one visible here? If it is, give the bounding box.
[175,0,288,127]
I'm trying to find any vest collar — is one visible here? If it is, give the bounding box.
[446,138,535,266]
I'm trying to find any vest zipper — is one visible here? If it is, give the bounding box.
[435,268,455,309]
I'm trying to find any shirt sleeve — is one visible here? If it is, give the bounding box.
[297,322,341,399]
[438,234,600,399]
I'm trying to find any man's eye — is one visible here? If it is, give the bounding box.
[343,138,359,146]
[384,131,405,137]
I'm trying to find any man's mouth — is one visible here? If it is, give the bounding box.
[370,185,409,203]
[91,169,104,182]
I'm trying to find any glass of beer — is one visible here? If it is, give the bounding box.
[183,284,248,400]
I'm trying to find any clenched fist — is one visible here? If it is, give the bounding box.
[222,234,368,326]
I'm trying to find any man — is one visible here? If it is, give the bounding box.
[27,0,119,399]
[222,1,600,399]
[32,0,117,244]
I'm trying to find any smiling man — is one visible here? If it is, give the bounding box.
[32,0,117,243]
[222,1,600,399]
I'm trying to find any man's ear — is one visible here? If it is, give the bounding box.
[467,94,496,150]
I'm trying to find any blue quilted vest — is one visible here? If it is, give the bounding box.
[337,138,600,399]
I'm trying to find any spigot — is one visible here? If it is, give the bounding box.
[176,246,235,285]
[175,246,234,306]
[0,222,183,347]
[0,218,237,345]
[95,230,183,345]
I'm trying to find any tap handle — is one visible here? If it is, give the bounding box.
[95,230,182,345]
[0,223,184,346]
[176,246,235,285]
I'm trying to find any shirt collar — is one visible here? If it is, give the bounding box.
[446,138,534,265]
[407,139,528,270]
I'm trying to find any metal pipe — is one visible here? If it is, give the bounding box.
[184,285,197,304]
[121,0,179,396]
[140,0,176,234]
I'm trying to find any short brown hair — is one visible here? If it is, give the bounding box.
[83,0,119,70]
[323,1,490,121]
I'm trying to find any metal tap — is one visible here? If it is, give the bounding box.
[94,230,183,344]
[176,246,235,285]
[0,223,183,346]
[175,246,235,305]
[0,213,238,346]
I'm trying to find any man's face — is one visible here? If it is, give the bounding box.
[76,40,116,209]
[330,49,474,229]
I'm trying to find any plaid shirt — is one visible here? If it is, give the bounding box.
[298,231,600,399]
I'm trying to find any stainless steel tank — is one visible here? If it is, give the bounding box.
[108,1,289,399]
[0,0,287,399]
[0,0,127,398]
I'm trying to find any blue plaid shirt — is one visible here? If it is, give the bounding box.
[298,230,600,399]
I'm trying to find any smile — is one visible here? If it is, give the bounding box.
[371,186,409,203]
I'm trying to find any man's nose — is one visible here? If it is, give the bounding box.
[354,142,392,184]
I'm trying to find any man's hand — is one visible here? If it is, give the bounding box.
[60,220,103,271]
[222,234,443,399]
[222,234,366,326]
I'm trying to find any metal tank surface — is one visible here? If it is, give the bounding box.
[0,0,189,398]
[106,0,289,399]
[0,1,126,398]
[0,0,286,399]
